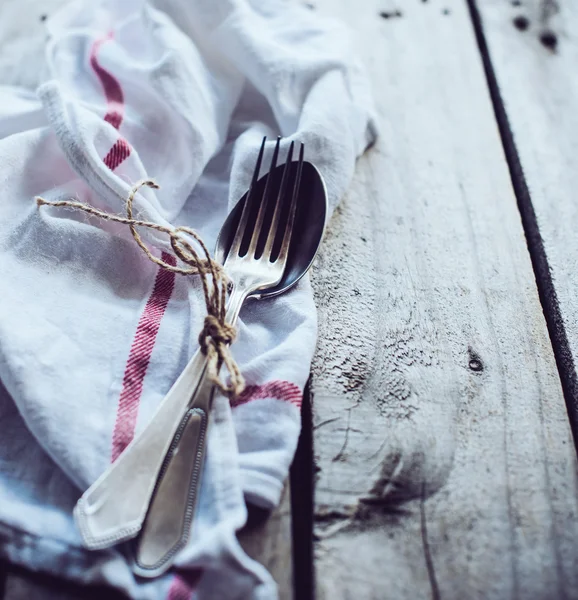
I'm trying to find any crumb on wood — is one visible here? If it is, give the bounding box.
[513,15,529,31]
[540,30,558,51]
[380,10,403,20]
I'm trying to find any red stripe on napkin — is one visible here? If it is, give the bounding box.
[90,34,125,130]
[90,34,131,169]
[89,34,178,461]
[166,570,202,600]
[111,254,176,462]
[232,381,303,410]
[103,137,131,170]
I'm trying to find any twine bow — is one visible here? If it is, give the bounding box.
[36,179,245,398]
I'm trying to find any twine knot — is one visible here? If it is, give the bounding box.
[199,314,237,351]
[36,179,245,399]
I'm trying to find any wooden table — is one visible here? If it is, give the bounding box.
[2,0,578,598]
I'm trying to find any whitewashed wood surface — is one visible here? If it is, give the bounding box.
[2,0,578,599]
[309,0,578,598]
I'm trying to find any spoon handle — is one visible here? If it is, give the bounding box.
[132,365,215,577]
[73,348,207,549]
[132,286,249,576]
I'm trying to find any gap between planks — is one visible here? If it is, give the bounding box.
[467,0,578,456]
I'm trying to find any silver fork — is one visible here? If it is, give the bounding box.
[215,137,302,330]
[133,137,304,576]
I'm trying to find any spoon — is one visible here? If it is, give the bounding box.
[73,138,327,558]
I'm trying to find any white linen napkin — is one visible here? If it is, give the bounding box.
[0,0,376,598]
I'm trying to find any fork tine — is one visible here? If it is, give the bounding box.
[247,137,280,257]
[229,136,266,258]
[276,143,304,266]
[263,141,294,261]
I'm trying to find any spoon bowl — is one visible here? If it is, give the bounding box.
[215,160,327,298]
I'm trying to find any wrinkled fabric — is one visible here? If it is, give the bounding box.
[0,0,376,598]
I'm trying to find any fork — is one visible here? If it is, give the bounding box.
[132,138,304,575]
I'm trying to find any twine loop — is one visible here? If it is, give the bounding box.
[36,179,245,399]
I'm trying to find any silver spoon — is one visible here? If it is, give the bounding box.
[73,137,327,559]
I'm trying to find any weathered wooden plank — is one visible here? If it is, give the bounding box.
[309,0,578,598]
[473,0,578,433]
[5,575,79,600]
[3,571,126,600]
[238,485,294,600]
[0,2,293,599]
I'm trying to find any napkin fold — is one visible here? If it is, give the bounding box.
[0,0,376,598]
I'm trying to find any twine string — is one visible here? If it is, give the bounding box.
[36,179,245,398]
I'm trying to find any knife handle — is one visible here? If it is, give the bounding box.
[74,285,246,551]
[133,368,215,577]
[73,349,207,549]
